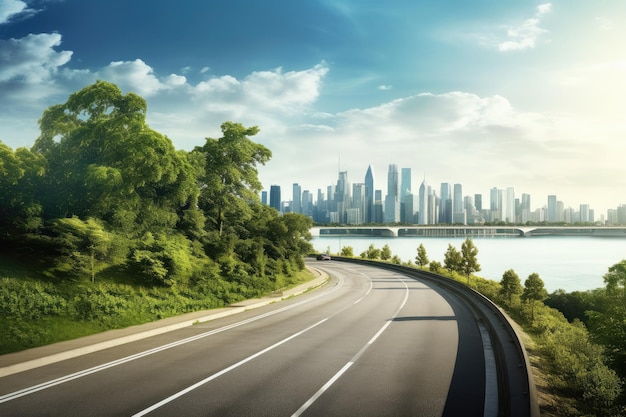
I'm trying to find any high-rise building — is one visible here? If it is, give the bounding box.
[400,168,411,203]
[302,190,312,217]
[334,171,349,223]
[292,183,302,214]
[418,178,428,225]
[547,195,557,222]
[352,183,365,224]
[504,187,515,223]
[269,185,281,212]
[440,182,451,223]
[364,165,374,223]
[400,168,412,223]
[384,164,400,223]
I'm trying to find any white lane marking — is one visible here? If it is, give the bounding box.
[132,318,329,417]
[291,276,410,417]
[353,273,374,304]
[0,275,346,404]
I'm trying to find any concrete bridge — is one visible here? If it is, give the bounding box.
[311,225,626,238]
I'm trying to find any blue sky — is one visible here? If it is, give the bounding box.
[1,0,625,215]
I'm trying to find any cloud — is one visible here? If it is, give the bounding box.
[377,85,392,91]
[0,33,72,83]
[498,3,552,52]
[0,0,27,24]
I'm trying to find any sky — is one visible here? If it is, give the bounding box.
[1,0,625,216]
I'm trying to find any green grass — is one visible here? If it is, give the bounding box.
[0,256,316,355]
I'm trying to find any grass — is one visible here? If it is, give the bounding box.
[0,255,316,355]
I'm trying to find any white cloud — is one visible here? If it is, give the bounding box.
[0,0,27,24]
[0,33,72,83]
[377,85,392,91]
[498,3,552,52]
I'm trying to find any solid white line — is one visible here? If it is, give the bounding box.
[0,276,344,404]
[291,276,410,417]
[132,318,329,417]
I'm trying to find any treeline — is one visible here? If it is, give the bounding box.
[338,240,626,416]
[0,81,313,295]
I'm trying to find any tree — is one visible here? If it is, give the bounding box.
[340,246,354,257]
[381,244,392,261]
[429,260,442,273]
[603,259,626,301]
[33,81,198,232]
[460,238,481,285]
[443,244,462,274]
[499,269,522,306]
[522,272,548,319]
[362,244,381,260]
[49,217,113,282]
[415,243,429,267]
[195,122,271,240]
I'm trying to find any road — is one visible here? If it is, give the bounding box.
[0,260,492,417]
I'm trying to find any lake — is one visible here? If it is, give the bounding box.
[312,236,626,293]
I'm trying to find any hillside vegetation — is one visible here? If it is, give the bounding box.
[0,81,313,349]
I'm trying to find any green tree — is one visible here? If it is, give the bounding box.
[0,143,45,240]
[603,259,626,301]
[500,269,522,306]
[340,246,354,257]
[522,272,548,320]
[415,243,429,267]
[195,122,271,241]
[33,81,198,232]
[443,244,462,274]
[49,217,114,282]
[429,260,442,273]
[460,238,481,285]
[361,244,381,260]
[380,244,392,261]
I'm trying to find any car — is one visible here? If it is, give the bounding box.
[316,253,331,260]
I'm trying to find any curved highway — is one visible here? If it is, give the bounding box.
[0,261,494,416]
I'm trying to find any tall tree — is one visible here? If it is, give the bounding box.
[0,142,45,241]
[522,272,548,320]
[195,122,271,241]
[443,244,462,274]
[500,269,523,306]
[415,243,429,267]
[603,259,626,301]
[33,81,197,230]
[460,238,481,285]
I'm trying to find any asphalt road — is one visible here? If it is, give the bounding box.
[0,261,490,417]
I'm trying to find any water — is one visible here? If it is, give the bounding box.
[312,236,626,293]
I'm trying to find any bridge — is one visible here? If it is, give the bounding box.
[311,225,626,238]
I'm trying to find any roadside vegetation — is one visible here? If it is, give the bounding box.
[0,82,313,353]
[338,239,626,417]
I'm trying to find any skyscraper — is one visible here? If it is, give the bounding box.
[440,182,451,223]
[384,164,400,223]
[292,183,302,214]
[418,177,428,225]
[547,195,557,222]
[400,167,411,223]
[364,165,374,223]
[269,185,281,212]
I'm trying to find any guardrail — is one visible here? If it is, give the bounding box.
[329,256,540,417]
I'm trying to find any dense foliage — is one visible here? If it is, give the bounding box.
[0,81,314,350]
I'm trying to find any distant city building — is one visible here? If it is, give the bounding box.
[365,165,374,223]
[261,162,620,226]
[292,183,302,214]
[269,185,281,212]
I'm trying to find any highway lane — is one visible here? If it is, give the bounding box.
[0,261,489,416]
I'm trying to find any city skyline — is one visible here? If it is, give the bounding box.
[263,161,626,225]
[1,1,625,215]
